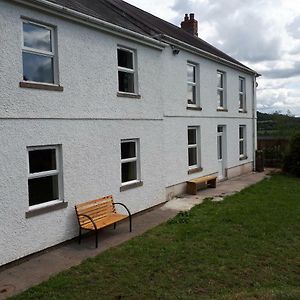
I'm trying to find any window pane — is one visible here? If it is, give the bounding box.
[239,94,244,109]
[239,126,244,139]
[217,126,223,133]
[240,141,244,155]
[188,129,197,145]
[122,161,137,183]
[121,142,136,159]
[188,147,197,166]
[28,175,59,206]
[23,22,52,52]
[187,64,195,83]
[118,71,135,93]
[218,136,223,160]
[29,149,56,173]
[23,52,54,83]
[217,90,224,107]
[187,85,196,105]
[239,78,244,92]
[217,72,223,88]
[118,49,133,69]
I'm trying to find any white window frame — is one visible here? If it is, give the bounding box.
[27,145,64,210]
[188,127,200,170]
[239,77,246,111]
[187,62,199,107]
[239,125,247,158]
[217,71,226,109]
[121,139,141,186]
[21,19,58,84]
[117,47,138,95]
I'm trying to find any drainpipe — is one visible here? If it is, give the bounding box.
[252,75,260,171]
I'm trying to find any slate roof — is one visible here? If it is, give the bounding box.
[47,0,256,73]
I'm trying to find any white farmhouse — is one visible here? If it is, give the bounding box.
[0,0,259,266]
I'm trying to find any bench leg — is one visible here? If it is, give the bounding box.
[129,215,132,232]
[208,179,216,188]
[95,230,98,248]
[78,227,82,245]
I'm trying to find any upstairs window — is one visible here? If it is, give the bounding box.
[22,21,56,84]
[239,125,247,158]
[187,63,198,106]
[121,139,140,185]
[28,145,63,208]
[217,71,226,109]
[188,127,200,169]
[239,77,246,111]
[118,48,136,94]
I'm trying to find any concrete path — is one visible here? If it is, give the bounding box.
[0,171,268,299]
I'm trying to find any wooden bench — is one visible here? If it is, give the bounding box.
[75,195,132,248]
[186,175,217,195]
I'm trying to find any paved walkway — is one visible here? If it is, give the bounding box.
[0,171,268,299]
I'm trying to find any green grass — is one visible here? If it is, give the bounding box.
[11,174,300,299]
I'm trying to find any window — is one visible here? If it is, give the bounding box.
[239,77,246,111]
[22,20,57,84]
[188,127,200,169]
[217,126,223,160]
[239,126,247,158]
[187,63,198,106]
[27,145,63,207]
[217,71,226,109]
[121,139,140,185]
[118,47,137,94]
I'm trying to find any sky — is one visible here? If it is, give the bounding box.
[126,0,300,116]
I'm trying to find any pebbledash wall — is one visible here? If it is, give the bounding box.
[0,1,257,266]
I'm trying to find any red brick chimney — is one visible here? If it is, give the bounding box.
[181,13,198,36]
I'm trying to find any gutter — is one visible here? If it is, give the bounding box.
[11,0,167,50]
[161,34,259,76]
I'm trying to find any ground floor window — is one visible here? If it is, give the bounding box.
[27,145,63,207]
[188,127,200,169]
[121,139,140,185]
[239,125,247,158]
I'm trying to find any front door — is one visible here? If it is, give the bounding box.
[217,125,226,180]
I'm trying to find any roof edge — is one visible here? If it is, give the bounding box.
[11,0,167,50]
[162,35,259,76]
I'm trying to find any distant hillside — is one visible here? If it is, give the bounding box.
[257,111,300,137]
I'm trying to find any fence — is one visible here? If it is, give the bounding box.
[257,136,289,168]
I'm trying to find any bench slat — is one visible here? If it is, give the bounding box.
[81,214,128,230]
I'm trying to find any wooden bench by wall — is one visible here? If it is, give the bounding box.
[186,175,217,195]
[75,195,132,248]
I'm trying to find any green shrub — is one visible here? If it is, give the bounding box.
[283,132,300,176]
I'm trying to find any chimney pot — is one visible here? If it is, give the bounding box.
[181,13,198,36]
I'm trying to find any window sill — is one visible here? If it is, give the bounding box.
[217,108,228,112]
[188,167,203,175]
[187,106,202,111]
[120,181,143,192]
[239,156,248,161]
[117,92,141,99]
[239,110,247,113]
[25,201,68,218]
[20,81,64,92]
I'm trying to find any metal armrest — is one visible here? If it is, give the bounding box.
[77,214,97,230]
[114,203,132,217]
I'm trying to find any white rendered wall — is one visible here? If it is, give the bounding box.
[0,1,256,265]
[161,47,255,187]
[0,119,165,266]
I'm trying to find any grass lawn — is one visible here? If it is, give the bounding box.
[11,174,300,299]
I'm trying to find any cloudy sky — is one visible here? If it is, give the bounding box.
[127,0,300,116]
